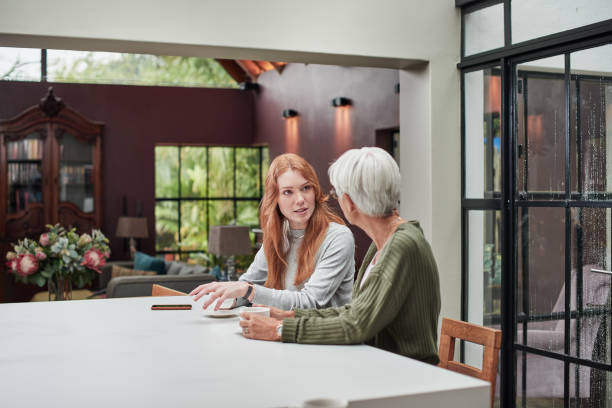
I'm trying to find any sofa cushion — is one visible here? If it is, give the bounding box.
[178,264,208,275]
[111,265,157,279]
[133,252,166,275]
[166,261,184,275]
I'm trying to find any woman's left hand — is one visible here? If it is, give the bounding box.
[190,281,250,310]
[239,313,281,341]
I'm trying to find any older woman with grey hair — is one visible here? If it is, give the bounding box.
[240,147,441,364]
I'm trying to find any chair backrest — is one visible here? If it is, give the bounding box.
[438,317,502,408]
[152,284,187,297]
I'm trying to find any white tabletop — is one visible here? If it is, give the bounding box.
[0,296,489,408]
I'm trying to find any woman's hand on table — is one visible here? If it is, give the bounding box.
[189,281,250,310]
[240,313,282,341]
[253,303,295,320]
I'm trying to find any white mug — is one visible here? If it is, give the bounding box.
[301,398,349,408]
[239,306,270,318]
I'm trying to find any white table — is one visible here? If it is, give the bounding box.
[0,297,489,408]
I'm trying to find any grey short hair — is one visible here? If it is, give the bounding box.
[328,147,400,217]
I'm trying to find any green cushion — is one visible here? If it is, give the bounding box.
[133,252,166,275]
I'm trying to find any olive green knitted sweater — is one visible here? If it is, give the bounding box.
[281,221,441,364]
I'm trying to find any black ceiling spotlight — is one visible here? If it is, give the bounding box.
[282,109,298,119]
[331,97,352,107]
[239,81,260,92]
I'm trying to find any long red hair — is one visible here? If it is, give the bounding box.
[260,153,344,289]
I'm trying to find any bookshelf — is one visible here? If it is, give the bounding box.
[7,136,44,213]
[0,88,104,302]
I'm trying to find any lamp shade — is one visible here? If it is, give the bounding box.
[208,225,252,256]
[115,217,149,239]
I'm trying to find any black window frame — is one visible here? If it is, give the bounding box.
[154,145,267,261]
[458,1,612,407]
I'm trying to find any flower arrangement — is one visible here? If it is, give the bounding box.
[5,224,110,291]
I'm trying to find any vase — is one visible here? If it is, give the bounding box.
[47,274,72,301]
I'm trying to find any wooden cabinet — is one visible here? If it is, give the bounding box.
[0,88,104,302]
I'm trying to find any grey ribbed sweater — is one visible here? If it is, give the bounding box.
[239,222,355,310]
[281,221,441,364]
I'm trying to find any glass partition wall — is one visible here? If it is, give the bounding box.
[460,1,612,407]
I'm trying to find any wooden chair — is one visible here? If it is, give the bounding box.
[151,284,187,297]
[438,317,502,408]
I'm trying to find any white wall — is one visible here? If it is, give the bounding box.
[0,0,462,322]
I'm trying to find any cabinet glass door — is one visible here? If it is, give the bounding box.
[57,131,94,213]
[6,133,44,213]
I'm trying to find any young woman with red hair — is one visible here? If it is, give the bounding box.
[190,153,355,311]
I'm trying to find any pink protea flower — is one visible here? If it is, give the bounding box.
[16,254,38,276]
[39,233,50,246]
[6,258,18,274]
[35,249,47,261]
[81,248,106,274]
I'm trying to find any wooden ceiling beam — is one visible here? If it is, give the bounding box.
[214,59,249,84]
[236,60,264,80]
[255,60,275,72]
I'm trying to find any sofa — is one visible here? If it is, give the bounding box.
[99,259,215,298]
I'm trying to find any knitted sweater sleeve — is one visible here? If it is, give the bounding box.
[282,235,414,344]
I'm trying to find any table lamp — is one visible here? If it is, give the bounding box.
[208,225,252,281]
[116,216,149,258]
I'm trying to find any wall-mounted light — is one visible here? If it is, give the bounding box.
[282,109,298,119]
[331,97,352,107]
[239,81,260,92]
[394,83,400,94]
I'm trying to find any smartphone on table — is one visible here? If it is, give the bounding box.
[151,304,192,310]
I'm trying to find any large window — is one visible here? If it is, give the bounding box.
[460,2,612,407]
[0,47,41,81]
[0,48,237,88]
[155,146,269,262]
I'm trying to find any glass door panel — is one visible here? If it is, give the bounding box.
[466,209,503,407]
[465,67,502,199]
[514,43,612,408]
[6,132,44,213]
[511,0,612,45]
[516,206,566,349]
[570,44,612,197]
[516,55,566,198]
[570,363,611,406]
[570,207,612,365]
[467,209,503,328]
[516,351,565,406]
[58,131,93,212]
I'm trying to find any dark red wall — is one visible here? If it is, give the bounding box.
[1,64,398,280]
[0,81,254,260]
[253,63,399,263]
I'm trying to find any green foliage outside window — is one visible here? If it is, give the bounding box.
[48,52,238,88]
[155,146,268,270]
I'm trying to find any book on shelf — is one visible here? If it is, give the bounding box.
[7,138,42,160]
[8,162,42,185]
[12,189,42,211]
